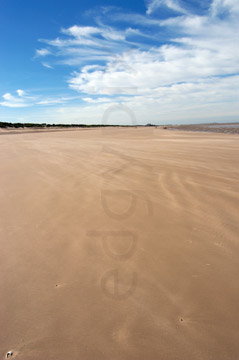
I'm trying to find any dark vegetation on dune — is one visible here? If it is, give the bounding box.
[0,121,128,129]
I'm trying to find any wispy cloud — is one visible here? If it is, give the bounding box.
[82,97,113,103]
[27,0,239,123]
[146,0,189,15]
[62,24,125,41]
[42,62,54,69]
[108,12,162,27]
[0,90,79,108]
[38,23,156,67]
[36,96,78,105]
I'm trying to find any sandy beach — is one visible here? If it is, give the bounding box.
[0,127,239,360]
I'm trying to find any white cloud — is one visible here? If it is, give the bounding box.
[31,76,239,124]
[16,89,25,97]
[63,0,238,102]
[210,0,239,16]
[0,92,30,107]
[36,48,51,57]
[62,26,100,37]
[62,25,125,41]
[27,0,238,123]
[68,39,238,96]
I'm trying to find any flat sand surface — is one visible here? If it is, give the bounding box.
[0,128,239,359]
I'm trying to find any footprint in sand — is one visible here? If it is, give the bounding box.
[6,351,14,358]
[55,283,68,288]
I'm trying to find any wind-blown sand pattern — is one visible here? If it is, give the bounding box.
[0,127,239,359]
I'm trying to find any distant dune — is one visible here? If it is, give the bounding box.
[0,127,239,360]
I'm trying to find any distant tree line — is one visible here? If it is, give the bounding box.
[0,122,134,129]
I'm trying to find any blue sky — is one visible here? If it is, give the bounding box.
[0,0,238,125]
